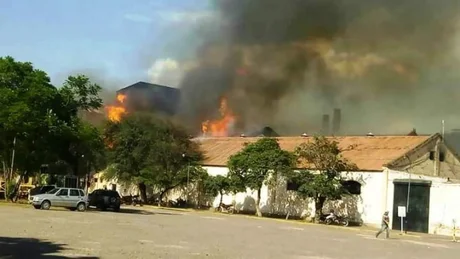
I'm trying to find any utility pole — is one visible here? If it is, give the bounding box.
[10,137,16,180]
[187,164,190,203]
[442,120,445,140]
[182,153,190,203]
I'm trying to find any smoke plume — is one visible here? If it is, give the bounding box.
[178,0,460,135]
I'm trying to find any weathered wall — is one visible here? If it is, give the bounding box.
[391,136,460,180]
[385,169,460,236]
[204,166,383,224]
[90,172,139,197]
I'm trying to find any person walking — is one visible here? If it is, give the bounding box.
[376,211,390,239]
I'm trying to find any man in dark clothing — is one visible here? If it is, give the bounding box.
[376,211,390,238]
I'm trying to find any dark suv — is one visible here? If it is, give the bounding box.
[88,189,121,211]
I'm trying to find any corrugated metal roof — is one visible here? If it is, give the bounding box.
[194,135,434,171]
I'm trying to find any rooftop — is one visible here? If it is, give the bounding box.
[194,135,435,171]
[117,81,179,94]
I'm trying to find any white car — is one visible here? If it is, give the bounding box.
[31,187,88,211]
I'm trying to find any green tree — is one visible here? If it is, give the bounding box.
[291,136,357,221]
[202,174,245,206]
[59,75,103,114]
[104,113,203,203]
[0,56,106,199]
[227,138,294,217]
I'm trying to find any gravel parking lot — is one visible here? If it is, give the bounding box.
[0,205,459,259]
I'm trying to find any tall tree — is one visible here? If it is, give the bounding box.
[291,136,357,221]
[104,113,203,203]
[0,56,106,198]
[227,138,294,217]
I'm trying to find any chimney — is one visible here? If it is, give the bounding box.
[332,108,341,135]
[321,114,330,135]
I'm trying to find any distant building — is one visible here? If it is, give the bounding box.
[196,134,460,236]
[117,81,180,116]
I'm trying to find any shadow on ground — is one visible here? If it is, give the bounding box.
[0,237,99,259]
[87,207,181,216]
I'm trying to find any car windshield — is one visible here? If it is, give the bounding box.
[46,188,60,194]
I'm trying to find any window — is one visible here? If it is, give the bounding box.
[70,189,79,196]
[79,190,85,196]
[342,180,361,195]
[57,189,68,196]
[47,188,60,194]
[286,181,300,191]
[429,151,435,160]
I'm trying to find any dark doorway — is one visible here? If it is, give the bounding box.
[392,179,431,233]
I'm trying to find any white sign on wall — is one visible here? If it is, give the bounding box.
[398,206,406,218]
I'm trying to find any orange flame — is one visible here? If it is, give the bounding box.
[106,93,127,122]
[201,98,235,137]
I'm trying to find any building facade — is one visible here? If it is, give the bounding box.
[196,134,460,235]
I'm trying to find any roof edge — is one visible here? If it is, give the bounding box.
[384,133,441,168]
[117,81,179,92]
[192,135,432,141]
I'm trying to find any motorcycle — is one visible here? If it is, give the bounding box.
[319,214,349,227]
[131,195,143,207]
[218,203,235,214]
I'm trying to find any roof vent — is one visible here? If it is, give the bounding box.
[366,132,374,137]
[301,133,308,137]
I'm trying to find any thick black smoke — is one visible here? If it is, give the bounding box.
[178,0,460,135]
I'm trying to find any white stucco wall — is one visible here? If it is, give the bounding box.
[203,166,384,224]
[89,172,138,196]
[385,168,460,236]
[340,172,383,227]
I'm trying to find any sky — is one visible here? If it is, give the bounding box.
[0,0,213,88]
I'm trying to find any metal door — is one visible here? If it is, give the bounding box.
[392,180,431,233]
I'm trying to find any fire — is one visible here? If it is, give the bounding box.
[201,98,235,137]
[106,93,127,122]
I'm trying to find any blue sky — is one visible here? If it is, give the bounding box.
[0,0,213,88]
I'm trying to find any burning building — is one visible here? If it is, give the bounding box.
[105,81,180,122]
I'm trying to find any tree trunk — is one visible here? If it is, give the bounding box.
[10,171,26,203]
[2,160,7,201]
[314,196,326,222]
[255,188,262,217]
[219,190,224,205]
[138,183,147,203]
[158,189,167,207]
[158,185,178,207]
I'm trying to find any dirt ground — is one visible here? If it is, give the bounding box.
[0,204,459,259]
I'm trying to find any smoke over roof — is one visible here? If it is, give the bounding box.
[177,0,460,135]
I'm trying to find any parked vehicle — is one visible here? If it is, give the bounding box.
[28,185,56,203]
[319,213,349,227]
[88,189,121,211]
[31,187,87,211]
[218,203,235,214]
[169,198,187,208]
[131,195,143,207]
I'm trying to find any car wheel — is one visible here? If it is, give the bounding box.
[77,202,86,212]
[33,205,41,209]
[41,201,51,210]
